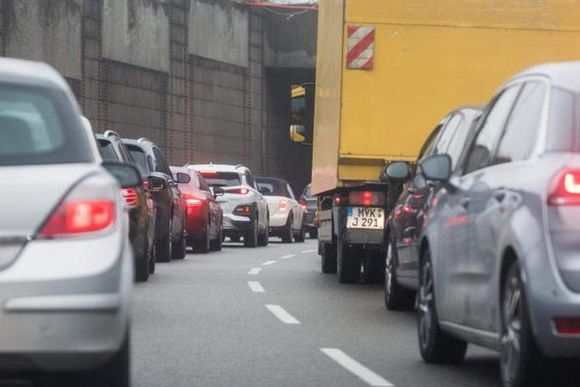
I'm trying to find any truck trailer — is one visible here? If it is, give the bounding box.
[291,0,580,283]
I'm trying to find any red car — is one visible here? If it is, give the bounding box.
[171,166,224,253]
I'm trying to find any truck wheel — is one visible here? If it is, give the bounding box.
[309,229,318,239]
[337,242,360,283]
[321,242,337,273]
[281,214,293,243]
[385,240,414,310]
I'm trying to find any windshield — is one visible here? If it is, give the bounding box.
[0,86,92,166]
[200,171,241,187]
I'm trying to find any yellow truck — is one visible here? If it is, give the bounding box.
[290,0,580,283]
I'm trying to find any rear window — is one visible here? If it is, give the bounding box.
[257,179,291,198]
[97,139,119,161]
[0,85,92,166]
[200,171,241,187]
[126,145,150,176]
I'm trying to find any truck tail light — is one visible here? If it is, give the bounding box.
[122,188,139,208]
[548,169,580,206]
[278,199,288,212]
[554,317,580,335]
[348,191,385,206]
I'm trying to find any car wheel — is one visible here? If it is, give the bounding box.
[172,229,186,259]
[149,244,156,274]
[337,241,359,283]
[258,222,269,247]
[281,214,293,243]
[244,217,258,248]
[135,239,150,282]
[385,239,414,310]
[418,249,467,364]
[78,330,130,387]
[321,242,337,274]
[309,229,318,239]
[193,223,210,254]
[210,226,223,251]
[156,234,172,263]
[293,221,306,243]
[500,261,545,387]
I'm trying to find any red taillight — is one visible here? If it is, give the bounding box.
[278,199,288,212]
[228,187,249,195]
[348,191,386,206]
[122,188,139,208]
[184,194,203,207]
[40,200,115,238]
[142,179,149,190]
[554,317,580,335]
[299,199,307,211]
[548,169,580,206]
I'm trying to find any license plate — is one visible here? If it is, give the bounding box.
[347,207,384,229]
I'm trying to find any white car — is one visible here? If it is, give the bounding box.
[0,58,133,386]
[256,177,305,243]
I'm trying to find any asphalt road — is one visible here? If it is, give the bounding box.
[131,239,501,387]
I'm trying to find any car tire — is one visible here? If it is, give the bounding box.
[172,229,186,259]
[309,229,318,239]
[135,240,150,282]
[499,261,546,387]
[193,224,210,254]
[385,239,415,310]
[418,249,467,364]
[78,331,130,387]
[281,214,293,243]
[337,241,360,283]
[321,242,337,274]
[210,226,223,251]
[244,217,258,248]
[156,234,172,263]
[293,221,306,243]
[258,223,269,247]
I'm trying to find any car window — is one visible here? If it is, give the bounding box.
[493,82,546,164]
[446,113,478,171]
[433,114,462,156]
[0,86,92,166]
[189,172,200,189]
[200,171,242,187]
[97,139,119,161]
[245,172,256,188]
[417,124,442,161]
[303,184,312,198]
[256,179,293,198]
[126,145,150,176]
[287,184,296,200]
[198,174,211,192]
[463,85,521,174]
[153,147,172,176]
[116,140,135,163]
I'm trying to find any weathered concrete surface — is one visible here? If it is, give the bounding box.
[4,0,82,79]
[189,0,249,68]
[103,0,170,72]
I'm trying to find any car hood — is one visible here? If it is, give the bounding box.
[0,163,99,266]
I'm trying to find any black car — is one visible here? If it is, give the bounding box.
[299,183,317,238]
[384,107,481,310]
[96,131,159,281]
[123,138,187,261]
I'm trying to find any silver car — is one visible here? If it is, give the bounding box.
[0,58,132,386]
[417,62,580,387]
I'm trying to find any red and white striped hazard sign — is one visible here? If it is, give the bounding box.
[347,25,375,70]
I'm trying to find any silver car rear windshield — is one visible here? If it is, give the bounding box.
[200,172,241,187]
[0,85,92,166]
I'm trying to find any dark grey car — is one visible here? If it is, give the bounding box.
[417,62,580,387]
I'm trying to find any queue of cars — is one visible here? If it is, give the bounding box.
[377,62,580,386]
[0,57,310,385]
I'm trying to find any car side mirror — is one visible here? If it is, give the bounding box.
[213,187,225,197]
[419,154,452,182]
[148,173,168,192]
[175,172,191,184]
[382,162,411,182]
[102,161,141,189]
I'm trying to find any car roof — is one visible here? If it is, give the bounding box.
[0,58,70,91]
[187,164,247,173]
[511,61,580,92]
[256,176,290,185]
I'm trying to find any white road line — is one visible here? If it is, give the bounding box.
[301,249,317,253]
[265,304,301,325]
[248,268,262,275]
[320,348,394,387]
[280,254,295,259]
[248,281,265,293]
[262,260,277,266]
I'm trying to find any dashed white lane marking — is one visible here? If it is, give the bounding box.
[262,260,277,266]
[301,249,317,253]
[320,348,394,387]
[265,304,301,325]
[248,281,265,293]
[248,268,262,275]
[280,254,295,259]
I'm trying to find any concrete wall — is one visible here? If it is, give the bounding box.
[188,0,249,67]
[102,0,170,72]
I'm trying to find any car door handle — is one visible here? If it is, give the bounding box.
[460,198,470,209]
